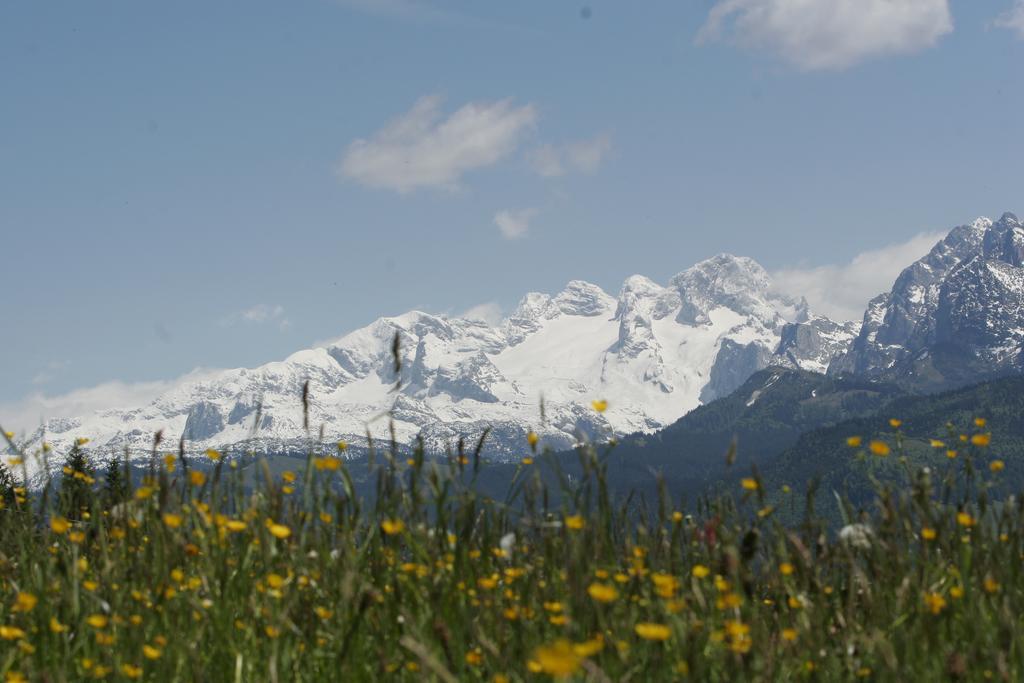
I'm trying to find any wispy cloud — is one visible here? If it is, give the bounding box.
[459,301,504,326]
[698,0,953,70]
[493,208,537,240]
[221,304,290,331]
[994,0,1024,38]
[528,133,612,178]
[339,95,537,193]
[0,369,219,438]
[771,231,946,321]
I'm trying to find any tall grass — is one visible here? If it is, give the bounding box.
[0,405,1019,681]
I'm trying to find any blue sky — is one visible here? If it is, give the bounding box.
[1,0,1022,426]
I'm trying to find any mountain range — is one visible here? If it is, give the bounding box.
[8,211,1023,484]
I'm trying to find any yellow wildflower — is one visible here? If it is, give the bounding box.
[381,519,404,535]
[990,460,1005,472]
[869,441,890,456]
[532,640,581,677]
[268,523,291,539]
[971,433,991,447]
[162,513,183,529]
[565,514,585,531]
[587,582,619,603]
[12,592,37,613]
[635,622,671,641]
[923,592,946,615]
[741,478,759,491]
[189,471,206,486]
[921,527,937,540]
[692,564,710,579]
[204,449,221,461]
[846,436,862,447]
[591,399,608,413]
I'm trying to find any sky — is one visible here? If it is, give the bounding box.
[1,0,1022,431]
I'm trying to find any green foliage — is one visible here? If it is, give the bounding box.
[0,410,1022,681]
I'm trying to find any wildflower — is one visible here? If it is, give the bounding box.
[314,606,333,620]
[635,622,671,641]
[135,486,154,500]
[781,628,798,642]
[189,471,206,486]
[225,520,247,532]
[692,564,710,579]
[314,457,341,471]
[672,511,684,523]
[846,436,862,447]
[869,441,890,456]
[268,523,291,539]
[121,664,143,679]
[779,562,794,576]
[5,672,27,683]
[69,530,86,544]
[889,419,902,428]
[76,437,90,446]
[0,626,26,640]
[531,640,581,677]
[990,460,1005,472]
[591,399,608,413]
[381,519,404,535]
[522,457,534,465]
[86,614,108,629]
[587,582,619,603]
[205,449,221,461]
[984,577,1000,594]
[839,524,873,549]
[565,515,585,531]
[724,621,752,653]
[921,527,937,541]
[265,625,280,638]
[946,449,958,459]
[50,617,68,633]
[930,439,945,448]
[11,592,36,613]
[740,478,759,491]
[573,635,605,657]
[956,512,975,528]
[337,440,348,452]
[465,650,484,666]
[526,431,539,448]
[162,513,183,529]
[143,644,162,660]
[923,592,947,615]
[950,586,965,599]
[971,433,991,447]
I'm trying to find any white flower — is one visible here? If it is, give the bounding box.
[839,523,873,549]
[499,532,516,559]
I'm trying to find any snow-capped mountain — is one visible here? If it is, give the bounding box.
[16,254,853,474]
[830,212,1024,389]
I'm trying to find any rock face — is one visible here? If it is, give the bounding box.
[830,213,1024,390]
[17,254,850,476]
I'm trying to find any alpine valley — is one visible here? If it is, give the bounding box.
[9,212,1024,490]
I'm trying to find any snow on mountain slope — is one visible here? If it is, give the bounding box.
[10,255,854,478]
[829,212,1024,389]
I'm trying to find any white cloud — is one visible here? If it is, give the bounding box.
[771,230,946,321]
[528,133,612,177]
[995,0,1024,38]
[698,0,953,70]
[0,369,218,438]
[339,95,537,193]
[493,208,537,240]
[459,302,504,326]
[222,304,290,331]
